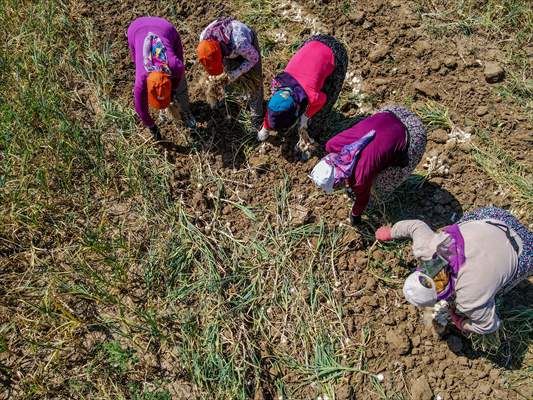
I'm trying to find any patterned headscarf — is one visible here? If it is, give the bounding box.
[143,33,171,74]
[201,17,234,54]
[325,130,375,186]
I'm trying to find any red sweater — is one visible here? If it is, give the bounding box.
[284,40,335,118]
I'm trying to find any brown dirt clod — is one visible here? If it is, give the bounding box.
[289,204,311,226]
[386,328,412,355]
[368,44,390,63]
[484,62,505,83]
[410,376,433,400]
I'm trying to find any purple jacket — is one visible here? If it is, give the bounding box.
[325,112,408,215]
[127,17,185,127]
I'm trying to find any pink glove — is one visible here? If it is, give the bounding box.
[375,226,393,241]
[450,310,465,331]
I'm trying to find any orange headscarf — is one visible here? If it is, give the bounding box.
[197,39,223,76]
[147,71,172,109]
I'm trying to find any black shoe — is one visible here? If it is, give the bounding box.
[350,213,362,226]
[149,125,162,141]
[183,113,197,129]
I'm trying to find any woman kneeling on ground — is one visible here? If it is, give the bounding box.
[197,17,263,128]
[375,207,532,335]
[257,35,348,160]
[127,16,196,141]
[310,106,427,225]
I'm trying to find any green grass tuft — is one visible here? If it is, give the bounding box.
[472,131,533,212]
[416,101,453,131]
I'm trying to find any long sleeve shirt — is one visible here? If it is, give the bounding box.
[325,112,408,216]
[200,19,259,81]
[391,219,523,334]
[284,40,335,118]
[127,17,185,127]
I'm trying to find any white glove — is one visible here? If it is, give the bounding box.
[299,114,309,130]
[432,300,450,327]
[257,127,271,142]
[297,115,314,146]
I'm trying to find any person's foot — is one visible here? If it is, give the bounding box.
[350,213,362,226]
[149,125,162,142]
[183,113,197,129]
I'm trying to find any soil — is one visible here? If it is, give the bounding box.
[410,375,433,400]
[70,0,532,399]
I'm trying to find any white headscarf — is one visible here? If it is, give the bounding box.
[403,271,438,307]
[309,159,335,193]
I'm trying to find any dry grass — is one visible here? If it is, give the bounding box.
[0,4,372,397]
[1,0,532,399]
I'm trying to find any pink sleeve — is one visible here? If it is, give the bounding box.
[263,114,271,130]
[350,159,377,216]
[134,78,154,127]
[325,134,343,153]
[350,178,372,216]
[170,27,183,60]
[167,28,185,90]
[170,57,185,92]
[305,91,327,118]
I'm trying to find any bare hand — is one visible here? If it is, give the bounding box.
[213,72,230,85]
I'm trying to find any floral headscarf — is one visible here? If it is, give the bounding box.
[143,33,171,74]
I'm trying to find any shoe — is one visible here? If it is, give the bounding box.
[149,125,162,141]
[183,113,197,129]
[350,213,362,226]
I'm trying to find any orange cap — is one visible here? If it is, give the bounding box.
[147,71,172,109]
[197,39,223,76]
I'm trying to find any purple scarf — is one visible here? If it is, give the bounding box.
[325,130,375,186]
[271,72,308,104]
[436,224,466,300]
[267,72,308,129]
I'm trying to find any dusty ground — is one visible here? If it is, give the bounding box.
[1,0,531,399]
[76,0,533,397]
